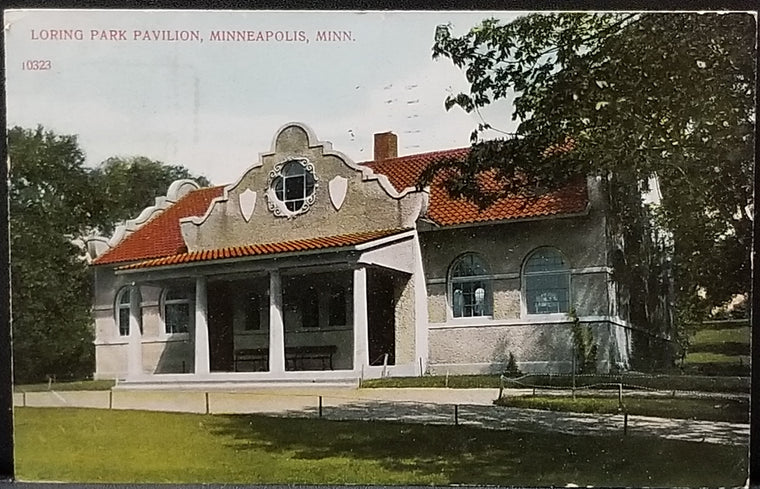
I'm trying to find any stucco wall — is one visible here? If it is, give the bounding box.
[417,178,630,375]
[428,320,630,375]
[420,196,611,324]
[394,273,416,364]
[426,283,447,324]
[181,124,425,251]
[94,343,127,380]
[493,280,521,320]
[93,267,195,379]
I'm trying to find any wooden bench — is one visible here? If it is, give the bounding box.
[285,345,337,371]
[234,345,338,371]
[234,348,269,372]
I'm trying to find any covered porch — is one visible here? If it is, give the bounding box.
[116,230,426,386]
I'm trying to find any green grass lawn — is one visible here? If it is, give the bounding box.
[682,325,750,366]
[14,407,747,486]
[14,380,115,392]
[682,352,751,364]
[691,326,751,345]
[366,373,750,393]
[495,395,749,423]
[362,374,500,388]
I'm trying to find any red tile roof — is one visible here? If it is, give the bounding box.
[93,185,225,265]
[362,147,588,226]
[118,228,410,270]
[96,144,587,268]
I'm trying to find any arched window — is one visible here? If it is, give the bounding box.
[524,248,570,314]
[163,288,191,334]
[450,253,492,318]
[116,287,131,336]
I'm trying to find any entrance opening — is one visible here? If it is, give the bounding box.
[367,268,397,366]
[228,276,270,372]
[207,281,235,372]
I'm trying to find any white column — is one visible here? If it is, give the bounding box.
[269,270,286,374]
[127,285,142,379]
[194,276,210,375]
[353,267,369,371]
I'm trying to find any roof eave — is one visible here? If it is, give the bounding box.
[115,245,362,275]
[115,228,414,275]
[417,203,591,232]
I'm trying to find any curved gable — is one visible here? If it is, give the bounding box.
[180,122,426,252]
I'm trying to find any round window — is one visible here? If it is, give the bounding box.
[267,159,317,216]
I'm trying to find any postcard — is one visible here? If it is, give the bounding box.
[4,9,752,486]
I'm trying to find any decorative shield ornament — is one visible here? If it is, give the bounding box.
[329,176,348,210]
[239,188,257,222]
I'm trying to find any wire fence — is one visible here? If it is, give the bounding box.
[12,382,751,445]
[496,372,749,401]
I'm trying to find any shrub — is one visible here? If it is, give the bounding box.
[504,352,522,377]
[569,309,598,374]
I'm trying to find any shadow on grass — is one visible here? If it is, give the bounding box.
[207,401,748,487]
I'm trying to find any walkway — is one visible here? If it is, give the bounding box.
[13,387,749,446]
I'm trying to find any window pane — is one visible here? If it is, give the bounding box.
[166,303,190,333]
[452,254,488,278]
[285,175,305,201]
[119,290,130,305]
[283,161,304,176]
[526,274,569,314]
[451,254,491,318]
[452,280,490,318]
[119,308,130,336]
[273,177,284,200]
[165,289,187,301]
[525,248,566,273]
[287,199,304,211]
[304,172,315,195]
[453,288,464,317]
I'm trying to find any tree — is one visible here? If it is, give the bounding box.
[89,156,210,234]
[9,126,96,383]
[430,13,754,363]
[9,126,211,383]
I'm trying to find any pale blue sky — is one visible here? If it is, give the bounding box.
[5,10,523,184]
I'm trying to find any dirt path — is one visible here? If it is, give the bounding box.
[13,387,749,446]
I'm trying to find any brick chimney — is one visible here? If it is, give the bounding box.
[374,131,398,161]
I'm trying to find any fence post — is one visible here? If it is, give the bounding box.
[22,391,26,407]
[454,404,459,426]
[623,412,628,435]
[109,390,113,410]
[498,375,504,399]
[618,382,623,408]
[572,350,577,401]
[205,392,210,414]
[319,396,323,418]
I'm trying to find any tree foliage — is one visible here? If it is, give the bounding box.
[89,156,210,234]
[431,13,755,358]
[9,126,210,383]
[9,127,96,383]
